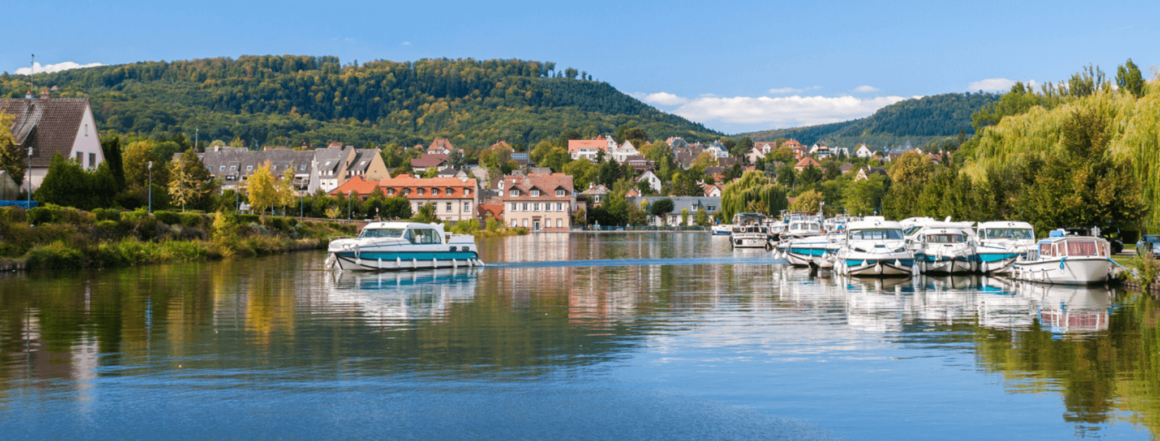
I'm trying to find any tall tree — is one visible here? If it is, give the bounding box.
[0,113,26,182]
[1116,58,1145,98]
[99,134,126,190]
[167,149,214,212]
[247,161,278,215]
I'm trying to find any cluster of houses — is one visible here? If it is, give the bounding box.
[2,95,942,230]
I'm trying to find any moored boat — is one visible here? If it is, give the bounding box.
[835,217,915,277]
[911,222,977,274]
[326,222,483,271]
[730,213,771,249]
[975,221,1036,274]
[1010,229,1113,285]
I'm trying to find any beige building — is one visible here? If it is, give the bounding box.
[501,173,575,231]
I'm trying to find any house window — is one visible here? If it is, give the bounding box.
[432,188,439,196]
[522,219,528,228]
[387,189,395,196]
[418,188,425,195]
[446,187,454,195]
[464,202,470,212]
[84,124,88,136]
[247,166,253,171]
[300,166,306,171]
[557,219,562,229]
[404,189,410,195]
[511,220,517,228]
[522,203,528,211]
[510,190,519,197]
[220,166,226,171]
[531,190,540,197]
[464,189,471,196]
[76,152,83,164]
[446,202,452,212]
[556,189,565,197]
[230,166,237,171]
[89,153,96,168]
[271,165,277,171]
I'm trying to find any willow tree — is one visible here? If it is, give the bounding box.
[720,171,789,221]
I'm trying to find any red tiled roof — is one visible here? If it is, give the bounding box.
[794,157,821,168]
[480,204,504,220]
[567,138,609,154]
[331,176,379,196]
[411,153,449,168]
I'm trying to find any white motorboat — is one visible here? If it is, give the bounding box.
[911,222,977,274]
[784,218,823,240]
[325,221,483,271]
[975,221,1036,274]
[1010,230,1113,285]
[711,223,733,236]
[835,217,915,277]
[730,213,771,249]
[779,233,843,268]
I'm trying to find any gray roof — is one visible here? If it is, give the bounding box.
[347,149,379,174]
[197,148,316,181]
[314,146,350,174]
[0,98,90,167]
[627,196,721,214]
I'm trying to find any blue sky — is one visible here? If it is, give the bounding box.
[5,0,1158,134]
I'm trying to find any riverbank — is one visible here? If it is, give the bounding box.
[0,205,356,272]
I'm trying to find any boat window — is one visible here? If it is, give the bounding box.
[1040,243,1052,257]
[1065,240,1102,257]
[925,234,966,243]
[985,228,1033,240]
[359,228,405,239]
[848,229,904,240]
[408,229,441,244]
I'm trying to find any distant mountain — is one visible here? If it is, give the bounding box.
[740,92,1000,148]
[0,55,720,149]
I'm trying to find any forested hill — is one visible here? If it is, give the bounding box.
[740,92,999,148]
[0,55,719,149]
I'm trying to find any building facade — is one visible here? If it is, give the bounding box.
[500,173,575,231]
[1,95,105,191]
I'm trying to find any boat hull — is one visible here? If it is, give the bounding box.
[915,254,976,274]
[976,251,1020,274]
[330,250,481,271]
[731,234,770,249]
[1011,257,1112,285]
[839,258,915,277]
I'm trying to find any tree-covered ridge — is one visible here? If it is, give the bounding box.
[741,92,999,147]
[0,55,719,149]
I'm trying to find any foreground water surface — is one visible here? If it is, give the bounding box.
[1,233,1158,440]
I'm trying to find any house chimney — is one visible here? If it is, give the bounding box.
[25,91,33,99]
[40,90,49,99]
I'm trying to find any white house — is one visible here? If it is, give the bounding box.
[637,170,662,193]
[746,142,776,163]
[706,141,730,159]
[855,144,874,158]
[611,139,640,163]
[1,94,105,191]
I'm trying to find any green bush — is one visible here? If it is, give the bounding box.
[25,242,84,270]
[180,213,204,229]
[93,208,122,222]
[237,214,260,225]
[154,210,180,225]
[265,217,287,231]
[27,206,61,225]
[122,208,151,222]
[0,207,27,224]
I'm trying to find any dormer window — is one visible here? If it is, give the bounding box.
[404,189,410,195]
[464,189,471,196]
[510,190,519,197]
[432,188,439,196]
[246,166,253,171]
[387,189,395,196]
[271,165,277,170]
[446,187,454,195]
[219,166,226,171]
[556,189,565,197]
[531,190,540,197]
[418,188,425,195]
[230,166,237,171]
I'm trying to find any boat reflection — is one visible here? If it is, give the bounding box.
[324,268,480,326]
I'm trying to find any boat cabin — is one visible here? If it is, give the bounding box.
[359,222,447,245]
[978,222,1034,241]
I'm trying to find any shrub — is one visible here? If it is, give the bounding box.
[27,206,61,225]
[25,241,84,271]
[237,214,260,225]
[265,217,287,231]
[0,207,27,224]
[154,210,180,225]
[180,213,204,229]
[93,208,122,222]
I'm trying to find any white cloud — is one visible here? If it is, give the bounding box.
[673,94,907,129]
[402,41,412,46]
[768,87,803,94]
[15,61,103,75]
[968,78,1018,92]
[631,91,689,106]
[853,85,879,93]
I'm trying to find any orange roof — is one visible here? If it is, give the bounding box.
[568,138,609,153]
[331,176,380,196]
[795,157,822,168]
[480,204,504,220]
[784,139,802,148]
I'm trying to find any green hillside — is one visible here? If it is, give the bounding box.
[0,55,719,149]
[741,92,999,148]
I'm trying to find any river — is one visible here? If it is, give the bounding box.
[0,233,1157,440]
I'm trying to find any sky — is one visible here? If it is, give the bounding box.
[4,0,1159,134]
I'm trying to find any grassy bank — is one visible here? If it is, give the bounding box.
[0,205,355,271]
[448,218,529,238]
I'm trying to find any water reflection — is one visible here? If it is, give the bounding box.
[0,234,1156,439]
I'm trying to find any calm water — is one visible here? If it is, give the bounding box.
[1,233,1158,440]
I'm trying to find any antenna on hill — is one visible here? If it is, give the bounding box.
[29,54,35,91]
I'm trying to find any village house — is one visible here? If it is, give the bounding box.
[706,141,730,159]
[855,166,888,181]
[746,141,776,163]
[840,162,854,175]
[611,139,640,163]
[1,93,105,191]
[624,155,656,173]
[855,144,874,158]
[794,156,822,172]
[330,174,479,222]
[581,183,608,206]
[410,153,450,173]
[674,147,707,169]
[666,137,690,148]
[702,184,723,198]
[783,139,805,160]
[427,138,454,155]
[636,170,662,193]
[627,196,720,227]
[500,173,576,231]
[568,136,616,161]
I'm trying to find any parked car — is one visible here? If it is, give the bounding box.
[1137,235,1160,258]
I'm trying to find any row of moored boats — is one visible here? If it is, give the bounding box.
[717,213,1118,285]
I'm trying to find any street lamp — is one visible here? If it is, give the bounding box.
[347,190,352,221]
[26,147,32,210]
[147,161,153,214]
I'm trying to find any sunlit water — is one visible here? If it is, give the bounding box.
[1,233,1157,440]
